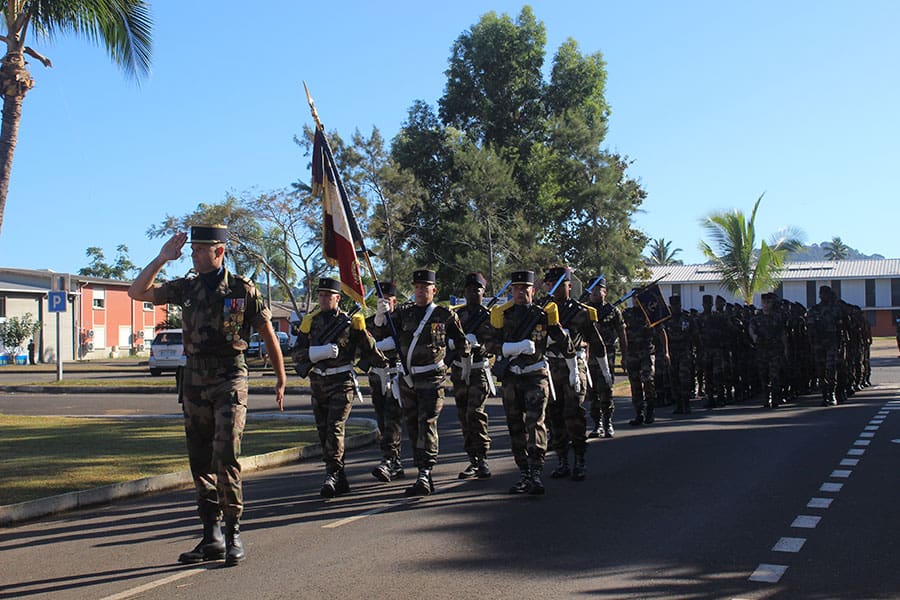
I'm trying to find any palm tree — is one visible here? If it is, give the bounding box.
[645,238,683,265]
[823,236,850,261]
[699,194,803,304]
[0,1,152,235]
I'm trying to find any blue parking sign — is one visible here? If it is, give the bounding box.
[48,291,67,312]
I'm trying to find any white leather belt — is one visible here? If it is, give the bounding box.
[509,359,549,375]
[311,364,355,377]
[409,360,445,375]
[452,360,488,369]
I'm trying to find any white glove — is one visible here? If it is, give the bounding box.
[465,333,480,348]
[502,340,535,358]
[447,338,455,350]
[374,298,391,326]
[597,356,613,387]
[460,355,472,384]
[566,356,581,392]
[308,343,339,363]
[375,337,396,352]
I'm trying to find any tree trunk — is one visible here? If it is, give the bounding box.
[0,51,33,236]
[486,217,495,294]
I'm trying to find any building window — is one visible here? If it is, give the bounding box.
[698,285,705,292]
[143,302,154,311]
[0,297,5,317]
[830,280,841,299]
[92,288,106,310]
[865,279,876,307]
[892,279,900,307]
[806,281,817,307]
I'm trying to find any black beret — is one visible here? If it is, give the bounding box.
[589,276,607,289]
[702,294,713,302]
[543,266,570,282]
[190,224,228,245]
[413,269,436,284]
[317,277,341,294]
[510,270,535,285]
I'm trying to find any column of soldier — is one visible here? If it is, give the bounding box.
[292,270,874,502]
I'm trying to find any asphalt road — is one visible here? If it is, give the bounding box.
[2,350,899,599]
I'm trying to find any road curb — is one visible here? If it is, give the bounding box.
[0,415,378,527]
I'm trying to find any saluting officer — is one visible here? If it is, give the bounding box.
[293,277,387,498]
[374,269,470,496]
[128,225,287,567]
[485,270,573,495]
[450,272,494,480]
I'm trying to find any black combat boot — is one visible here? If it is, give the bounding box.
[223,518,245,567]
[335,469,351,496]
[629,412,644,426]
[571,454,586,481]
[550,452,570,479]
[177,506,226,564]
[320,471,339,498]
[474,454,492,479]
[529,466,545,495]
[458,454,479,480]
[588,421,602,438]
[644,407,655,425]
[372,458,393,482]
[508,468,532,494]
[405,468,434,496]
[602,414,615,438]
[389,456,405,479]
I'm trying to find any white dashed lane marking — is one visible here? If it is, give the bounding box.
[791,515,821,529]
[854,439,871,446]
[820,482,843,492]
[847,448,866,456]
[840,458,859,467]
[749,564,789,583]
[807,497,833,508]
[772,537,806,552]
[830,470,852,478]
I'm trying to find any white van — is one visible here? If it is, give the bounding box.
[149,329,186,376]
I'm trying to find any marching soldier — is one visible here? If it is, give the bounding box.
[365,282,406,483]
[374,269,470,496]
[622,294,668,425]
[663,295,698,414]
[128,225,287,567]
[449,272,494,480]
[485,270,573,495]
[806,285,844,406]
[585,276,627,438]
[748,293,787,408]
[293,277,387,498]
[543,267,609,481]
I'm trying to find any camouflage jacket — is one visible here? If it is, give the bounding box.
[451,302,494,365]
[554,297,606,359]
[663,311,697,357]
[622,306,654,357]
[153,267,270,357]
[806,301,844,348]
[750,311,786,353]
[293,307,386,375]
[372,302,469,371]
[485,301,572,373]
[589,300,624,355]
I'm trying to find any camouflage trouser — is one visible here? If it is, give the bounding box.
[625,353,656,416]
[369,372,404,461]
[500,372,549,469]
[654,350,672,405]
[400,371,446,468]
[587,355,615,423]
[701,348,726,403]
[310,372,356,473]
[547,357,587,456]
[181,356,249,520]
[756,348,784,398]
[669,350,694,409]
[450,367,491,456]
[813,345,839,395]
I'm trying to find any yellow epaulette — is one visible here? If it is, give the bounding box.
[544,301,560,326]
[299,308,321,334]
[451,302,466,312]
[351,313,366,331]
[585,304,598,322]
[490,300,514,329]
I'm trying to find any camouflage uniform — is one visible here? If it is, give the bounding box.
[373,270,470,496]
[586,298,624,437]
[449,296,494,477]
[154,267,270,522]
[749,295,786,408]
[293,296,385,496]
[662,300,698,414]
[622,305,658,425]
[365,310,406,482]
[546,280,605,481]
[806,287,845,405]
[486,271,572,495]
[697,298,729,408]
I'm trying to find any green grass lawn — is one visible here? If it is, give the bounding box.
[0,415,362,506]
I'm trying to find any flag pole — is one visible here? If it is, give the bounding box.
[303,82,409,376]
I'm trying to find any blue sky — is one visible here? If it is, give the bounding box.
[1,0,897,276]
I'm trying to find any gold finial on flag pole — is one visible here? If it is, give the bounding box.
[303,81,324,131]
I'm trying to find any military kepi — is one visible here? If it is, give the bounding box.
[190,224,228,245]
[378,281,398,297]
[464,272,487,288]
[413,269,436,284]
[510,270,535,285]
[318,277,342,294]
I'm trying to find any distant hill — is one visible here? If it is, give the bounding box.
[788,242,884,262]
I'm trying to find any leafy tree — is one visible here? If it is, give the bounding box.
[699,194,803,304]
[79,244,138,279]
[0,0,152,235]
[645,238,683,266]
[823,236,850,261]
[0,312,40,353]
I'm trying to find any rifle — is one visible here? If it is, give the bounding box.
[596,273,669,322]
[445,279,512,366]
[492,271,568,379]
[293,289,374,377]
